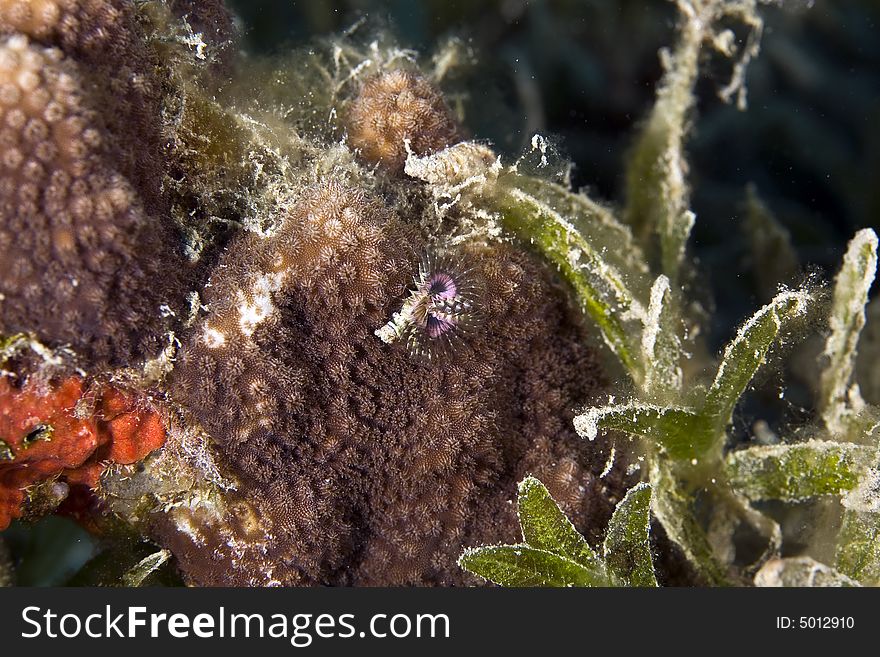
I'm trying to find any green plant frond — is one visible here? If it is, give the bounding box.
[649,460,730,586]
[836,508,880,586]
[640,274,684,399]
[458,545,609,588]
[574,402,710,460]
[701,288,812,435]
[625,0,766,279]
[623,56,696,282]
[623,0,701,279]
[603,482,657,587]
[492,181,646,384]
[65,540,179,587]
[819,228,878,436]
[724,441,872,503]
[836,459,880,585]
[459,477,661,587]
[504,173,653,287]
[517,476,603,571]
[122,549,173,587]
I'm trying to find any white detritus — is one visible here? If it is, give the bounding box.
[179,18,208,60]
[599,446,616,479]
[237,272,285,337]
[172,512,207,547]
[202,327,227,349]
[530,133,550,167]
[843,466,880,514]
[626,461,642,476]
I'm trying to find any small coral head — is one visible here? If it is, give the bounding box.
[345,68,460,172]
[375,252,478,359]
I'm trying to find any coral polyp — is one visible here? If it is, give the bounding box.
[376,252,480,360]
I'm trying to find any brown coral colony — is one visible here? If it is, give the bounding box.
[0,0,191,366]
[162,181,615,586]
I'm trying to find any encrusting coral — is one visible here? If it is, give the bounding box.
[0,373,166,530]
